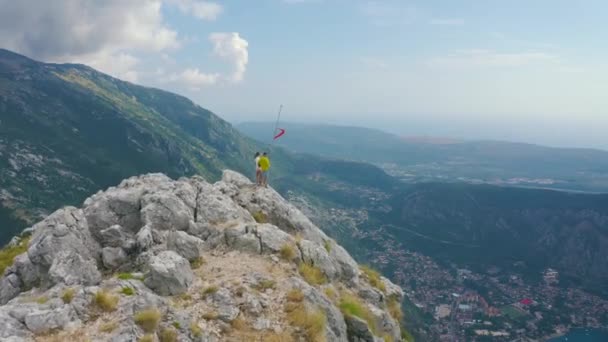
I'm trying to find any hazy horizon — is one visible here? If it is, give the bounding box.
[1,0,606,150]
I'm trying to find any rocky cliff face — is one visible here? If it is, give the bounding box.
[0,170,406,342]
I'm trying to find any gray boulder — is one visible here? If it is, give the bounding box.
[194,181,254,227]
[144,251,193,295]
[290,277,348,342]
[141,190,193,231]
[102,247,128,269]
[166,230,204,261]
[48,251,101,286]
[12,253,40,289]
[24,305,77,334]
[254,224,294,254]
[99,224,135,249]
[344,315,376,342]
[299,239,340,280]
[136,225,154,250]
[0,274,21,305]
[0,311,31,340]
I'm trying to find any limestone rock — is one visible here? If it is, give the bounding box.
[102,247,128,269]
[0,274,21,305]
[344,315,376,342]
[144,251,193,295]
[48,251,101,286]
[24,306,76,334]
[166,230,204,261]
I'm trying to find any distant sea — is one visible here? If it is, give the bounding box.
[547,328,608,342]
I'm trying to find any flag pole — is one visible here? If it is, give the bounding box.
[266,104,283,186]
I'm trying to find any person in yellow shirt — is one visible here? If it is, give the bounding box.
[257,152,271,187]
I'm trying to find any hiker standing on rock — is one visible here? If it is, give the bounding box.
[258,152,271,187]
[254,152,262,186]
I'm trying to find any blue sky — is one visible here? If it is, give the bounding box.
[1,0,607,149]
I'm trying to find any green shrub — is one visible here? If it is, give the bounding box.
[121,287,135,296]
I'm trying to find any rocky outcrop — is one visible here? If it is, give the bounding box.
[0,170,407,341]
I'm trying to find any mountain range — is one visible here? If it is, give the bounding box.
[237,122,608,193]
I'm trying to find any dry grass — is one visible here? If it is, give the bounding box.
[339,292,377,335]
[61,288,75,304]
[383,334,395,342]
[34,329,89,342]
[190,321,203,338]
[94,290,119,312]
[279,244,297,261]
[201,285,218,299]
[252,211,268,223]
[387,295,403,322]
[286,305,326,342]
[190,257,205,269]
[99,321,118,333]
[231,316,248,330]
[134,308,162,333]
[139,335,154,342]
[262,332,295,342]
[253,279,276,291]
[159,327,178,342]
[202,311,218,320]
[360,265,386,293]
[286,288,305,302]
[234,286,246,297]
[323,287,337,302]
[299,263,327,286]
[0,236,30,275]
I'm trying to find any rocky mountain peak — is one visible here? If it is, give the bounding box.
[0,170,405,341]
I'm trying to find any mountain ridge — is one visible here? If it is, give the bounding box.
[0,170,409,341]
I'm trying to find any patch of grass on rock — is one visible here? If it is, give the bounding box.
[299,263,327,286]
[94,290,119,312]
[0,236,30,275]
[360,265,386,293]
[134,308,162,333]
[61,288,75,304]
[279,244,297,261]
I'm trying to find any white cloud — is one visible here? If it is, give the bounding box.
[430,18,464,26]
[428,49,560,68]
[167,0,223,21]
[209,32,249,83]
[0,0,250,88]
[167,68,220,90]
[0,0,182,81]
